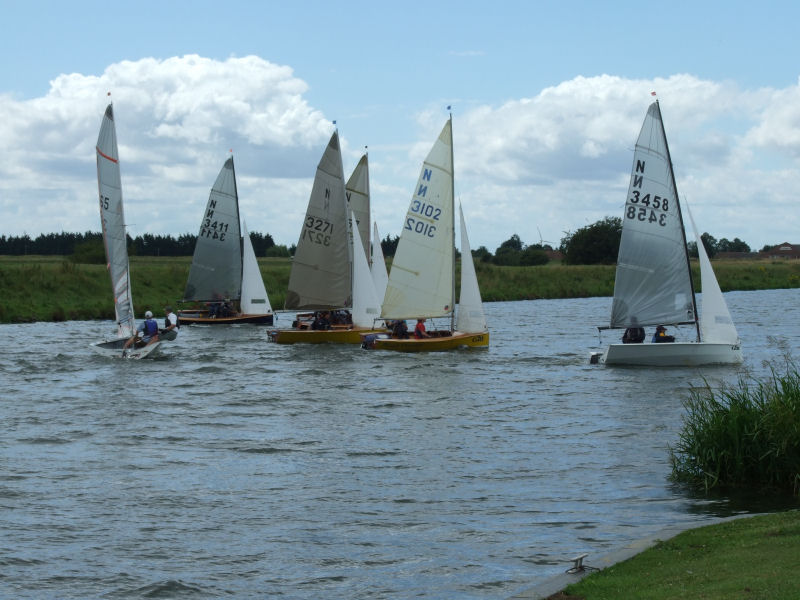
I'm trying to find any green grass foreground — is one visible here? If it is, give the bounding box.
[0,255,799,323]
[561,511,800,600]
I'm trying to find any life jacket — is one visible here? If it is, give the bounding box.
[143,318,158,337]
[165,314,180,329]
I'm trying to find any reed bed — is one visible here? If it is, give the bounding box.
[670,356,800,496]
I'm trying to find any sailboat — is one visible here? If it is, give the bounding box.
[178,156,274,325]
[361,117,489,352]
[90,103,162,359]
[591,100,742,366]
[268,132,384,343]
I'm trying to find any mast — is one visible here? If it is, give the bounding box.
[230,152,244,301]
[656,100,701,342]
[448,109,455,333]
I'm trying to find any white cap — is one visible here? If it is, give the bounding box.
[145,310,153,318]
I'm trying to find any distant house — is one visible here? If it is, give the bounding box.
[760,243,800,259]
[546,249,564,262]
[715,251,760,260]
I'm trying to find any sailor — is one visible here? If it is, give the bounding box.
[160,306,180,341]
[414,318,431,339]
[123,310,160,354]
[652,325,675,343]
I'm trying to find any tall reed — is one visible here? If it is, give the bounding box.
[670,358,800,495]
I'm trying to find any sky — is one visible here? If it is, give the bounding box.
[1,0,799,252]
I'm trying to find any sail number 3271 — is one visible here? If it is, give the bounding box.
[627,192,669,226]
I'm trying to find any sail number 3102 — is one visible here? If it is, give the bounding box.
[405,200,441,238]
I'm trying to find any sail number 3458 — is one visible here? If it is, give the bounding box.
[627,192,669,227]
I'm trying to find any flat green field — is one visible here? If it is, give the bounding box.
[1,255,798,323]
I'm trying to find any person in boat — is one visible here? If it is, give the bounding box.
[160,306,180,341]
[391,319,409,339]
[622,326,645,344]
[207,300,221,318]
[311,311,331,330]
[123,310,159,352]
[414,318,432,339]
[220,298,234,318]
[652,325,675,343]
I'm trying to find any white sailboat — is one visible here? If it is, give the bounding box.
[90,103,161,359]
[269,133,383,343]
[362,117,489,351]
[179,156,273,325]
[592,100,742,366]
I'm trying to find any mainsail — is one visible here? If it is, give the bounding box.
[183,157,242,302]
[381,119,454,320]
[456,204,487,333]
[609,101,696,329]
[285,131,352,310]
[350,211,382,327]
[96,103,135,338]
[346,153,371,262]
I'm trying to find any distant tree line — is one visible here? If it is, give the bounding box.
[0,231,278,257]
[559,216,753,264]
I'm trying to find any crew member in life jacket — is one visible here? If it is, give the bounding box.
[123,310,160,353]
[160,306,180,341]
[652,325,675,343]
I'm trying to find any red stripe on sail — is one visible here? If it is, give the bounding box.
[96,147,118,163]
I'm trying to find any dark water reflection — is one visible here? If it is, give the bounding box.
[1,288,799,598]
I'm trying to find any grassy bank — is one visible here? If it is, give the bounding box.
[1,255,799,323]
[559,511,800,599]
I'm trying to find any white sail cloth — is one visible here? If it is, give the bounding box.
[610,101,695,329]
[382,120,454,320]
[456,204,487,333]
[286,131,352,310]
[183,157,242,302]
[686,205,739,344]
[240,221,272,315]
[96,104,135,338]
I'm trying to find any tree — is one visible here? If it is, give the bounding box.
[519,246,549,266]
[493,246,521,266]
[472,246,493,263]
[498,234,523,252]
[381,234,399,257]
[700,232,717,258]
[560,217,622,264]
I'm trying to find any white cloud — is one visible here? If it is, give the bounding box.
[2,61,799,252]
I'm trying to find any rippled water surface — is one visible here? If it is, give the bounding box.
[2,289,799,599]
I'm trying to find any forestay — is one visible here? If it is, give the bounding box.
[382,119,454,320]
[286,131,352,310]
[183,157,242,302]
[456,204,487,333]
[96,104,135,338]
[687,205,739,344]
[609,102,695,329]
[240,221,272,314]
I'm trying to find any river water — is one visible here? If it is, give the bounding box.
[2,288,799,599]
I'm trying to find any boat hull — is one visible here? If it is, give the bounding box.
[593,342,742,366]
[90,337,162,359]
[178,311,273,325]
[269,326,385,344]
[362,331,490,352]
